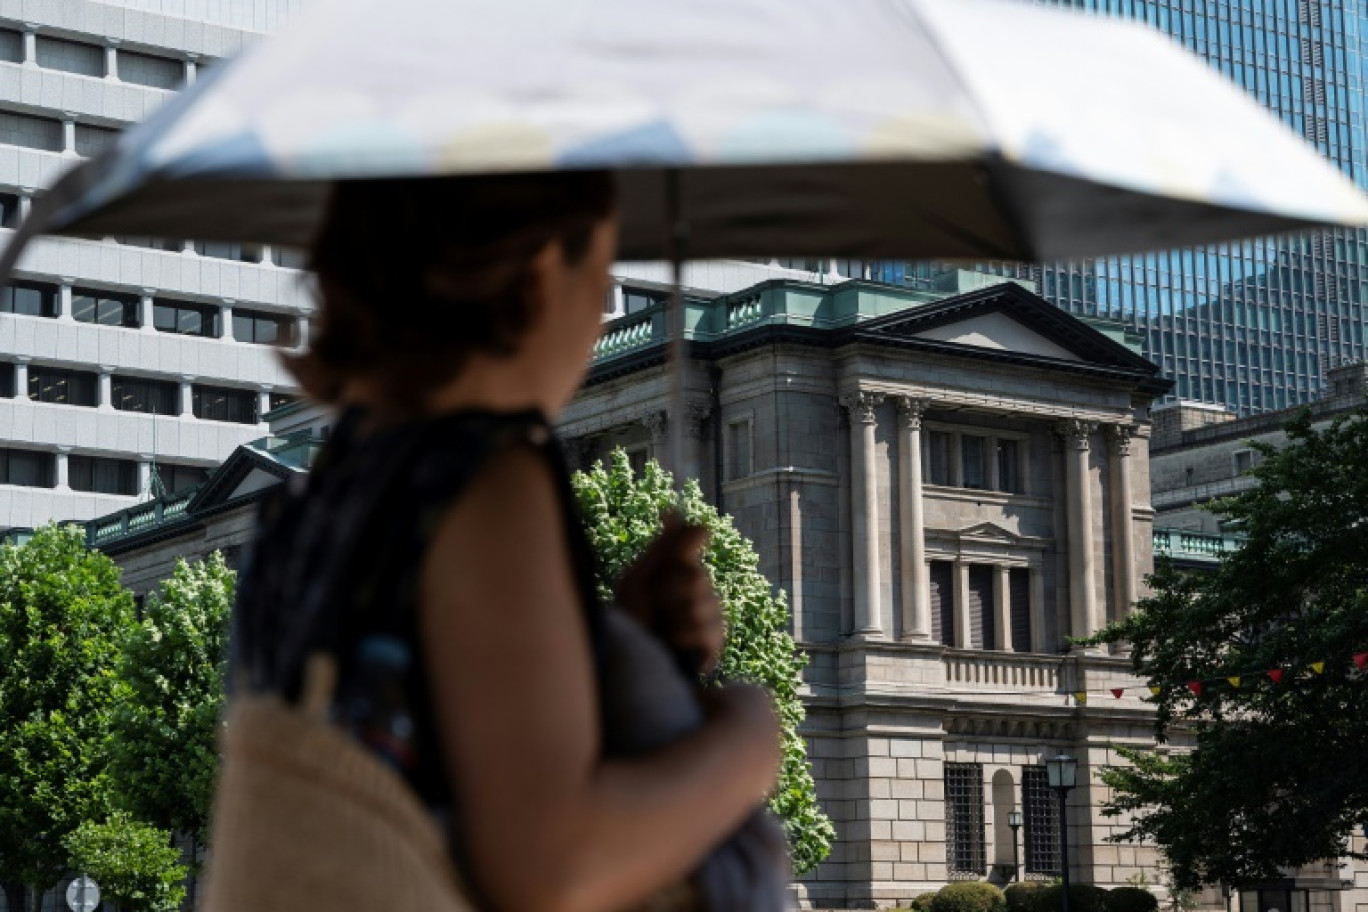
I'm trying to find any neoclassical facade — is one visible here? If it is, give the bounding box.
[560,273,1172,909]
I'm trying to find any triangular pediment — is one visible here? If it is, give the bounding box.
[957,521,1021,544]
[911,310,1081,361]
[852,283,1156,374]
[186,443,297,513]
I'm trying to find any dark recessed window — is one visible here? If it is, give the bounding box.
[0,364,13,398]
[623,289,663,314]
[74,124,119,158]
[0,110,62,152]
[35,36,104,77]
[73,288,140,327]
[0,28,23,63]
[1,281,57,317]
[111,376,179,415]
[1022,766,1061,876]
[192,384,257,424]
[268,392,298,412]
[0,192,19,228]
[153,299,219,337]
[233,308,297,346]
[0,448,55,488]
[117,50,183,90]
[69,455,138,495]
[27,366,98,406]
[118,236,183,251]
[945,762,986,876]
[155,462,210,495]
[194,241,262,263]
[274,247,308,269]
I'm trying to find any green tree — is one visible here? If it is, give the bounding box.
[63,812,187,912]
[0,525,136,910]
[1089,409,1368,891]
[572,450,835,874]
[109,553,234,842]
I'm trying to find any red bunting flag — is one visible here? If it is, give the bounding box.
[1354,653,1367,670]
[1187,681,1203,696]
[1268,669,1284,684]
[1111,688,1125,699]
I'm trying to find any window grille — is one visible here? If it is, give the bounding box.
[1022,766,1061,876]
[944,763,985,876]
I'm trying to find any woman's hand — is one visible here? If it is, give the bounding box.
[616,513,725,676]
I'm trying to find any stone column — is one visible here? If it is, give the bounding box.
[97,369,113,410]
[683,402,711,481]
[261,245,275,267]
[995,565,1013,651]
[1108,425,1138,621]
[104,40,119,80]
[137,459,152,496]
[61,115,77,156]
[56,281,74,321]
[21,27,36,66]
[1030,563,1047,653]
[179,379,194,417]
[952,559,970,648]
[1059,419,1100,641]
[184,55,198,85]
[257,388,273,424]
[896,396,932,640]
[641,411,668,456]
[221,302,236,340]
[18,189,33,222]
[841,391,884,637]
[14,358,29,399]
[297,315,311,348]
[54,448,71,491]
[139,292,156,332]
[610,282,625,318]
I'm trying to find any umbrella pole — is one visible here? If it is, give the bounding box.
[664,168,689,492]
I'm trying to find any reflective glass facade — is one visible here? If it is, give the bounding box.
[912,0,1368,413]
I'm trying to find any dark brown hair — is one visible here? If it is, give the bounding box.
[288,171,617,409]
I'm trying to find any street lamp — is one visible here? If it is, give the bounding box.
[1007,810,1023,883]
[1045,754,1079,912]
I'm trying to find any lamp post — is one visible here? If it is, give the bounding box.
[1045,754,1079,912]
[1007,810,1022,883]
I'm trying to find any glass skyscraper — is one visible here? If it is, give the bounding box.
[906,0,1368,414]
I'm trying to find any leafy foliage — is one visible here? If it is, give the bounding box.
[1034,884,1110,912]
[930,881,1006,912]
[1004,881,1047,912]
[63,812,186,912]
[110,554,234,841]
[571,450,835,874]
[1106,886,1159,912]
[0,524,135,888]
[907,891,939,912]
[1088,409,1368,890]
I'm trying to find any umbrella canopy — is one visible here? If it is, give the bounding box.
[4,0,1367,277]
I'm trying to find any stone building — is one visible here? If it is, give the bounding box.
[90,269,1182,910]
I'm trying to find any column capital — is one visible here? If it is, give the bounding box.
[1107,423,1135,456]
[684,401,712,439]
[839,390,884,425]
[641,410,668,445]
[1056,418,1097,451]
[895,395,932,430]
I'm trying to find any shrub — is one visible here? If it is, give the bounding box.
[1035,884,1111,912]
[907,892,939,912]
[1107,887,1160,912]
[1005,881,1048,912]
[931,882,1007,912]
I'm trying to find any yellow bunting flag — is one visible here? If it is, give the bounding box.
[1074,691,1088,705]
[1148,686,1162,697]
[1227,676,1241,688]
[1311,661,1325,675]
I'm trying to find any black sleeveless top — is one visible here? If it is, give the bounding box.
[231,408,606,839]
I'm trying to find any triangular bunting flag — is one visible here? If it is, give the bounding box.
[1268,669,1284,684]
[1186,681,1203,696]
[1310,661,1325,674]
[1074,691,1088,705]
[1227,676,1241,688]
[1111,688,1125,699]
[1354,652,1367,670]
[1148,685,1162,697]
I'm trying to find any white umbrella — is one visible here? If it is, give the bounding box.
[4,0,1366,469]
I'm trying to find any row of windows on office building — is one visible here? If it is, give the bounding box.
[0,447,208,496]
[0,25,213,89]
[0,280,300,344]
[0,364,290,424]
[945,763,1061,878]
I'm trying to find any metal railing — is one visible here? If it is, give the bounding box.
[1152,527,1244,562]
